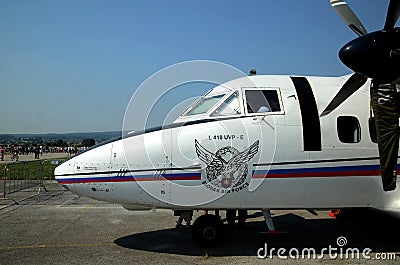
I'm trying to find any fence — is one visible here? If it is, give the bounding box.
[1,159,65,199]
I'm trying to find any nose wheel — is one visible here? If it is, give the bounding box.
[191,214,224,246]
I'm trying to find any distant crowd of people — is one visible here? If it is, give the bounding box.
[0,145,88,161]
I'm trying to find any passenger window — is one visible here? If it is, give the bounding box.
[211,91,241,116]
[337,116,361,143]
[245,90,281,114]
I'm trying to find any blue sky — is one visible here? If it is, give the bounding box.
[0,0,395,133]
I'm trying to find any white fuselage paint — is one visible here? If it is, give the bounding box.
[54,75,400,218]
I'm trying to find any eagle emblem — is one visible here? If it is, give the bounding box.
[195,140,260,190]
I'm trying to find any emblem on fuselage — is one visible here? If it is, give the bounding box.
[195,139,259,193]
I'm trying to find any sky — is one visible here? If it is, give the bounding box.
[0,0,396,134]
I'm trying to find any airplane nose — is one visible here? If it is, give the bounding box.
[54,158,75,191]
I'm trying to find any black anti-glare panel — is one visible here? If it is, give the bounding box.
[290,77,322,151]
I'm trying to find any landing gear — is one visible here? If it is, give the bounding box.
[191,214,224,246]
[174,210,193,228]
[237,209,248,227]
[262,209,276,232]
[226,210,236,226]
[226,209,248,227]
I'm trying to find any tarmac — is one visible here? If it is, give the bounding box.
[0,181,399,265]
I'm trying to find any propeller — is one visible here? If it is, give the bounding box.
[322,0,400,116]
[326,0,400,192]
[320,73,368,117]
[330,0,367,36]
[384,0,400,31]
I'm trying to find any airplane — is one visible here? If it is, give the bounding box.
[54,1,400,246]
[322,0,400,192]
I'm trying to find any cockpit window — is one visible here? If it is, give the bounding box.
[245,90,281,114]
[210,91,241,117]
[183,93,225,116]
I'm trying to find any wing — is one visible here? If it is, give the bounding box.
[227,140,259,169]
[195,139,218,165]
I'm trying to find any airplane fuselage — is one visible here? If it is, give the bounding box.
[54,75,400,218]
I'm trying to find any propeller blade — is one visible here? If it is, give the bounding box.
[320,73,368,117]
[330,0,368,36]
[384,0,400,31]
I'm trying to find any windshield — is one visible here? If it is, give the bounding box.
[211,91,241,116]
[183,94,225,116]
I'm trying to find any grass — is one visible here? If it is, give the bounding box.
[2,158,67,180]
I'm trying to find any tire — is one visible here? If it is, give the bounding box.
[237,210,247,227]
[191,214,224,247]
[226,210,236,226]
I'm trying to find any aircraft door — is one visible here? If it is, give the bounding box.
[242,88,282,169]
[242,87,306,206]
